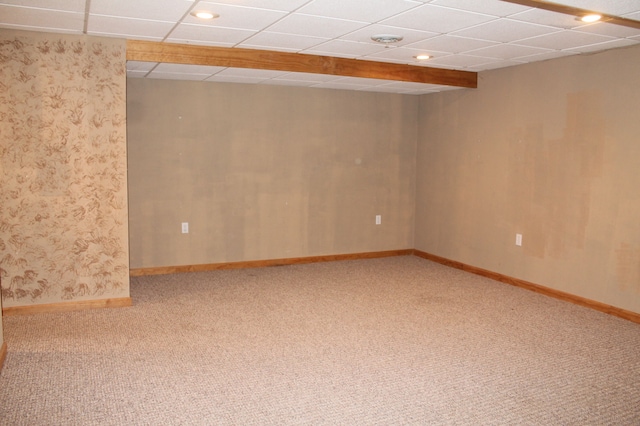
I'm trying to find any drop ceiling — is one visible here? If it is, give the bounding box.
[1,0,639,94]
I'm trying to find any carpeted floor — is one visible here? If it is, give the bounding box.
[1,256,639,425]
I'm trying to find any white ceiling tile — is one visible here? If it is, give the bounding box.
[87,16,176,39]
[549,0,640,16]
[310,81,378,91]
[272,72,341,82]
[205,75,265,83]
[195,0,311,12]
[467,43,552,60]
[0,0,86,13]
[466,59,526,71]
[452,18,561,43]
[214,68,290,79]
[192,2,288,30]
[405,34,498,53]
[265,14,367,38]
[380,4,496,34]
[153,63,226,75]
[127,61,158,71]
[504,49,576,63]
[238,31,326,51]
[573,21,640,38]
[518,30,616,50]
[0,5,84,32]
[366,46,439,63]
[297,0,420,23]
[168,24,255,44]
[508,8,585,29]
[340,24,439,46]
[148,72,210,81]
[429,0,532,17]
[624,11,640,20]
[302,39,389,58]
[90,0,193,22]
[564,37,639,53]
[127,70,148,78]
[423,53,501,68]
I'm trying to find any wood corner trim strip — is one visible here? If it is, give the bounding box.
[0,342,7,373]
[2,297,132,316]
[126,40,477,89]
[129,249,414,277]
[412,249,640,324]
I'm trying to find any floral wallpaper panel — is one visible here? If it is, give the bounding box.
[0,30,130,308]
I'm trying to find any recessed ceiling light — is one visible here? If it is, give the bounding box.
[190,10,219,20]
[414,54,431,61]
[581,13,602,23]
[371,34,403,44]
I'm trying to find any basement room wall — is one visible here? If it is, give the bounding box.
[0,30,130,309]
[127,79,417,269]
[416,44,640,314]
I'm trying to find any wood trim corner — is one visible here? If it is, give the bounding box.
[130,249,414,277]
[412,249,640,324]
[0,342,7,372]
[2,297,132,316]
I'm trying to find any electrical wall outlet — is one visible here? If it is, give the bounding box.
[375,215,382,225]
[515,233,522,246]
[182,222,189,234]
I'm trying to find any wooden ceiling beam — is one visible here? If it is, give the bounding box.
[126,40,477,89]
[501,0,640,30]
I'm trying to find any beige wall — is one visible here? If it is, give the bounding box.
[0,30,130,308]
[416,44,640,313]
[127,79,417,268]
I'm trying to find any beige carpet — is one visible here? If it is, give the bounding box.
[1,256,639,425]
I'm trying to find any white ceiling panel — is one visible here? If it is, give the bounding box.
[167,24,255,45]
[380,4,497,34]
[90,0,193,22]
[553,0,640,16]
[0,0,85,12]
[429,0,532,17]
[452,19,561,43]
[339,24,439,46]
[238,31,325,51]
[508,8,586,29]
[264,14,367,38]
[0,4,84,33]
[87,16,176,39]
[187,2,288,30]
[194,0,310,13]
[302,39,390,58]
[405,34,498,54]
[467,43,552,60]
[297,0,419,23]
[518,30,616,50]
[2,0,640,94]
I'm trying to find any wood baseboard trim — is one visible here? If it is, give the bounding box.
[0,342,7,373]
[2,297,132,316]
[130,249,414,277]
[413,250,640,324]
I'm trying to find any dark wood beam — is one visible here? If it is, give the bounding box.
[501,0,640,30]
[126,40,477,89]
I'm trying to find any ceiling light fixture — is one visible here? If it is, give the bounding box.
[414,54,431,60]
[190,10,219,20]
[371,34,404,44]
[580,13,602,23]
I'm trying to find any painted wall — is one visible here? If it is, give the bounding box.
[0,30,130,308]
[127,79,417,268]
[416,44,640,313]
